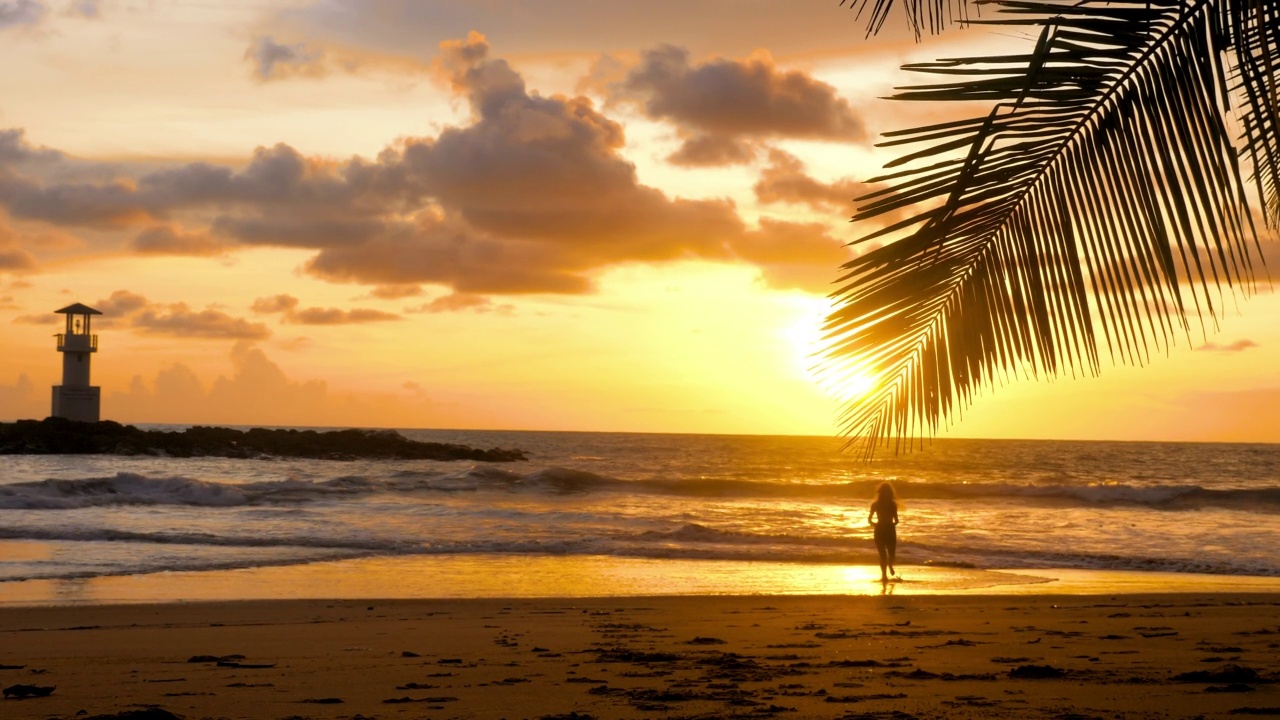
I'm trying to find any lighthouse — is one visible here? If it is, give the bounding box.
[51,303,102,423]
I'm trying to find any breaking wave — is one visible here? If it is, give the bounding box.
[3,469,1278,511]
[1,520,1274,582]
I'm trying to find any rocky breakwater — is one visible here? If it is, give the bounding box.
[0,417,527,461]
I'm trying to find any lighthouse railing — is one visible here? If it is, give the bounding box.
[56,334,98,352]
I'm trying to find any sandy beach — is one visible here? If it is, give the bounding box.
[1,592,1277,720]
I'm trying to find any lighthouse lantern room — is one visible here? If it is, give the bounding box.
[52,302,102,423]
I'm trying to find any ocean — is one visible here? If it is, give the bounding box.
[2,431,1279,601]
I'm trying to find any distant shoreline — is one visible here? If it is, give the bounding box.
[0,417,527,461]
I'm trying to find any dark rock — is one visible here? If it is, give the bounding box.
[1009,664,1066,679]
[84,710,184,720]
[0,418,527,462]
[1207,684,1257,693]
[825,692,909,703]
[828,659,899,668]
[216,661,274,669]
[2,683,54,698]
[187,654,242,663]
[1174,665,1260,683]
[594,649,680,663]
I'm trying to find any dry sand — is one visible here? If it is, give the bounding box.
[1,594,1278,719]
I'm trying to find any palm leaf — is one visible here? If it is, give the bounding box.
[825,0,1274,455]
[841,0,978,38]
[1224,0,1280,225]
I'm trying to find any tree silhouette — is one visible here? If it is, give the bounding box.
[827,0,1279,453]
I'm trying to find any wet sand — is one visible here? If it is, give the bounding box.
[1,593,1278,719]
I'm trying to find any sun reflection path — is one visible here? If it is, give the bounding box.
[0,556,1060,605]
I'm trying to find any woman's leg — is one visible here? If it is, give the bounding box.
[875,539,889,582]
[886,534,897,576]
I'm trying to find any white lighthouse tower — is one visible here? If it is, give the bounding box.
[51,303,102,423]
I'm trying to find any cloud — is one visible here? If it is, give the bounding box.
[1196,339,1259,353]
[0,172,151,227]
[0,246,36,271]
[405,292,513,314]
[732,218,852,292]
[606,45,866,166]
[0,35,853,298]
[0,0,45,31]
[303,33,757,292]
[0,218,39,272]
[245,35,326,81]
[251,293,400,324]
[263,0,907,66]
[0,129,62,165]
[109,345,330,425]
[67,0,101,19]
[0,137,388,230]
[667,134,757,167]
[131,224,227,256]
[24,290,227,339]
[754,148,868,213]
[107,342,485,428]
[250,294,299,314]
[132,304,272,340]
[11,313,55,324]
[368,284,422,299]
[85,289,271,340]
[0,373,43,420]
[95,288,148,317]
[287,307,400,325]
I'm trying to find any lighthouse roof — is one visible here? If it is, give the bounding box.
[55,303,103,316]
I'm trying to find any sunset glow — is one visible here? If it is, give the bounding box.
[0,0,1276,442]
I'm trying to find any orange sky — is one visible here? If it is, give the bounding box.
[0,0,1277,441]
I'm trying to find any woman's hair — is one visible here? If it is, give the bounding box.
[874,482,897,507]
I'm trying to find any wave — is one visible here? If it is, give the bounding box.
[2,516,1277,581]
[3,469,1278,511]
[0,473,390,509]
[906,540,1280,578]
[2,521,1274,582]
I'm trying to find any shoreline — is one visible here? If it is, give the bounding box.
[5,552,1280,607]
[1,593,1277,719]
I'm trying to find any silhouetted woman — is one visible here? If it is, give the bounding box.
[868,482,899,583]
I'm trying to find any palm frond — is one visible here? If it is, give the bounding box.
[825,0,1271,455]
[841,0,977,38]
[1225,0,1280,226]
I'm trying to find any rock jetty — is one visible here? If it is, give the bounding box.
[0,417,527,461]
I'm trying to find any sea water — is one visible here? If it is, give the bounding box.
[1,431,1278,599]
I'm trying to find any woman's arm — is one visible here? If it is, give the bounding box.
[892,507,899,526]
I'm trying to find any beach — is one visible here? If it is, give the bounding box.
[2,591,1278,719]
[5,432,1280,717]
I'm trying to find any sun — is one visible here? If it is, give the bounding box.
[829,371,878,403]
[779,299,881,405]
[816,365,880,404]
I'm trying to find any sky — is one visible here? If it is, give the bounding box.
[0,0,1278,441]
